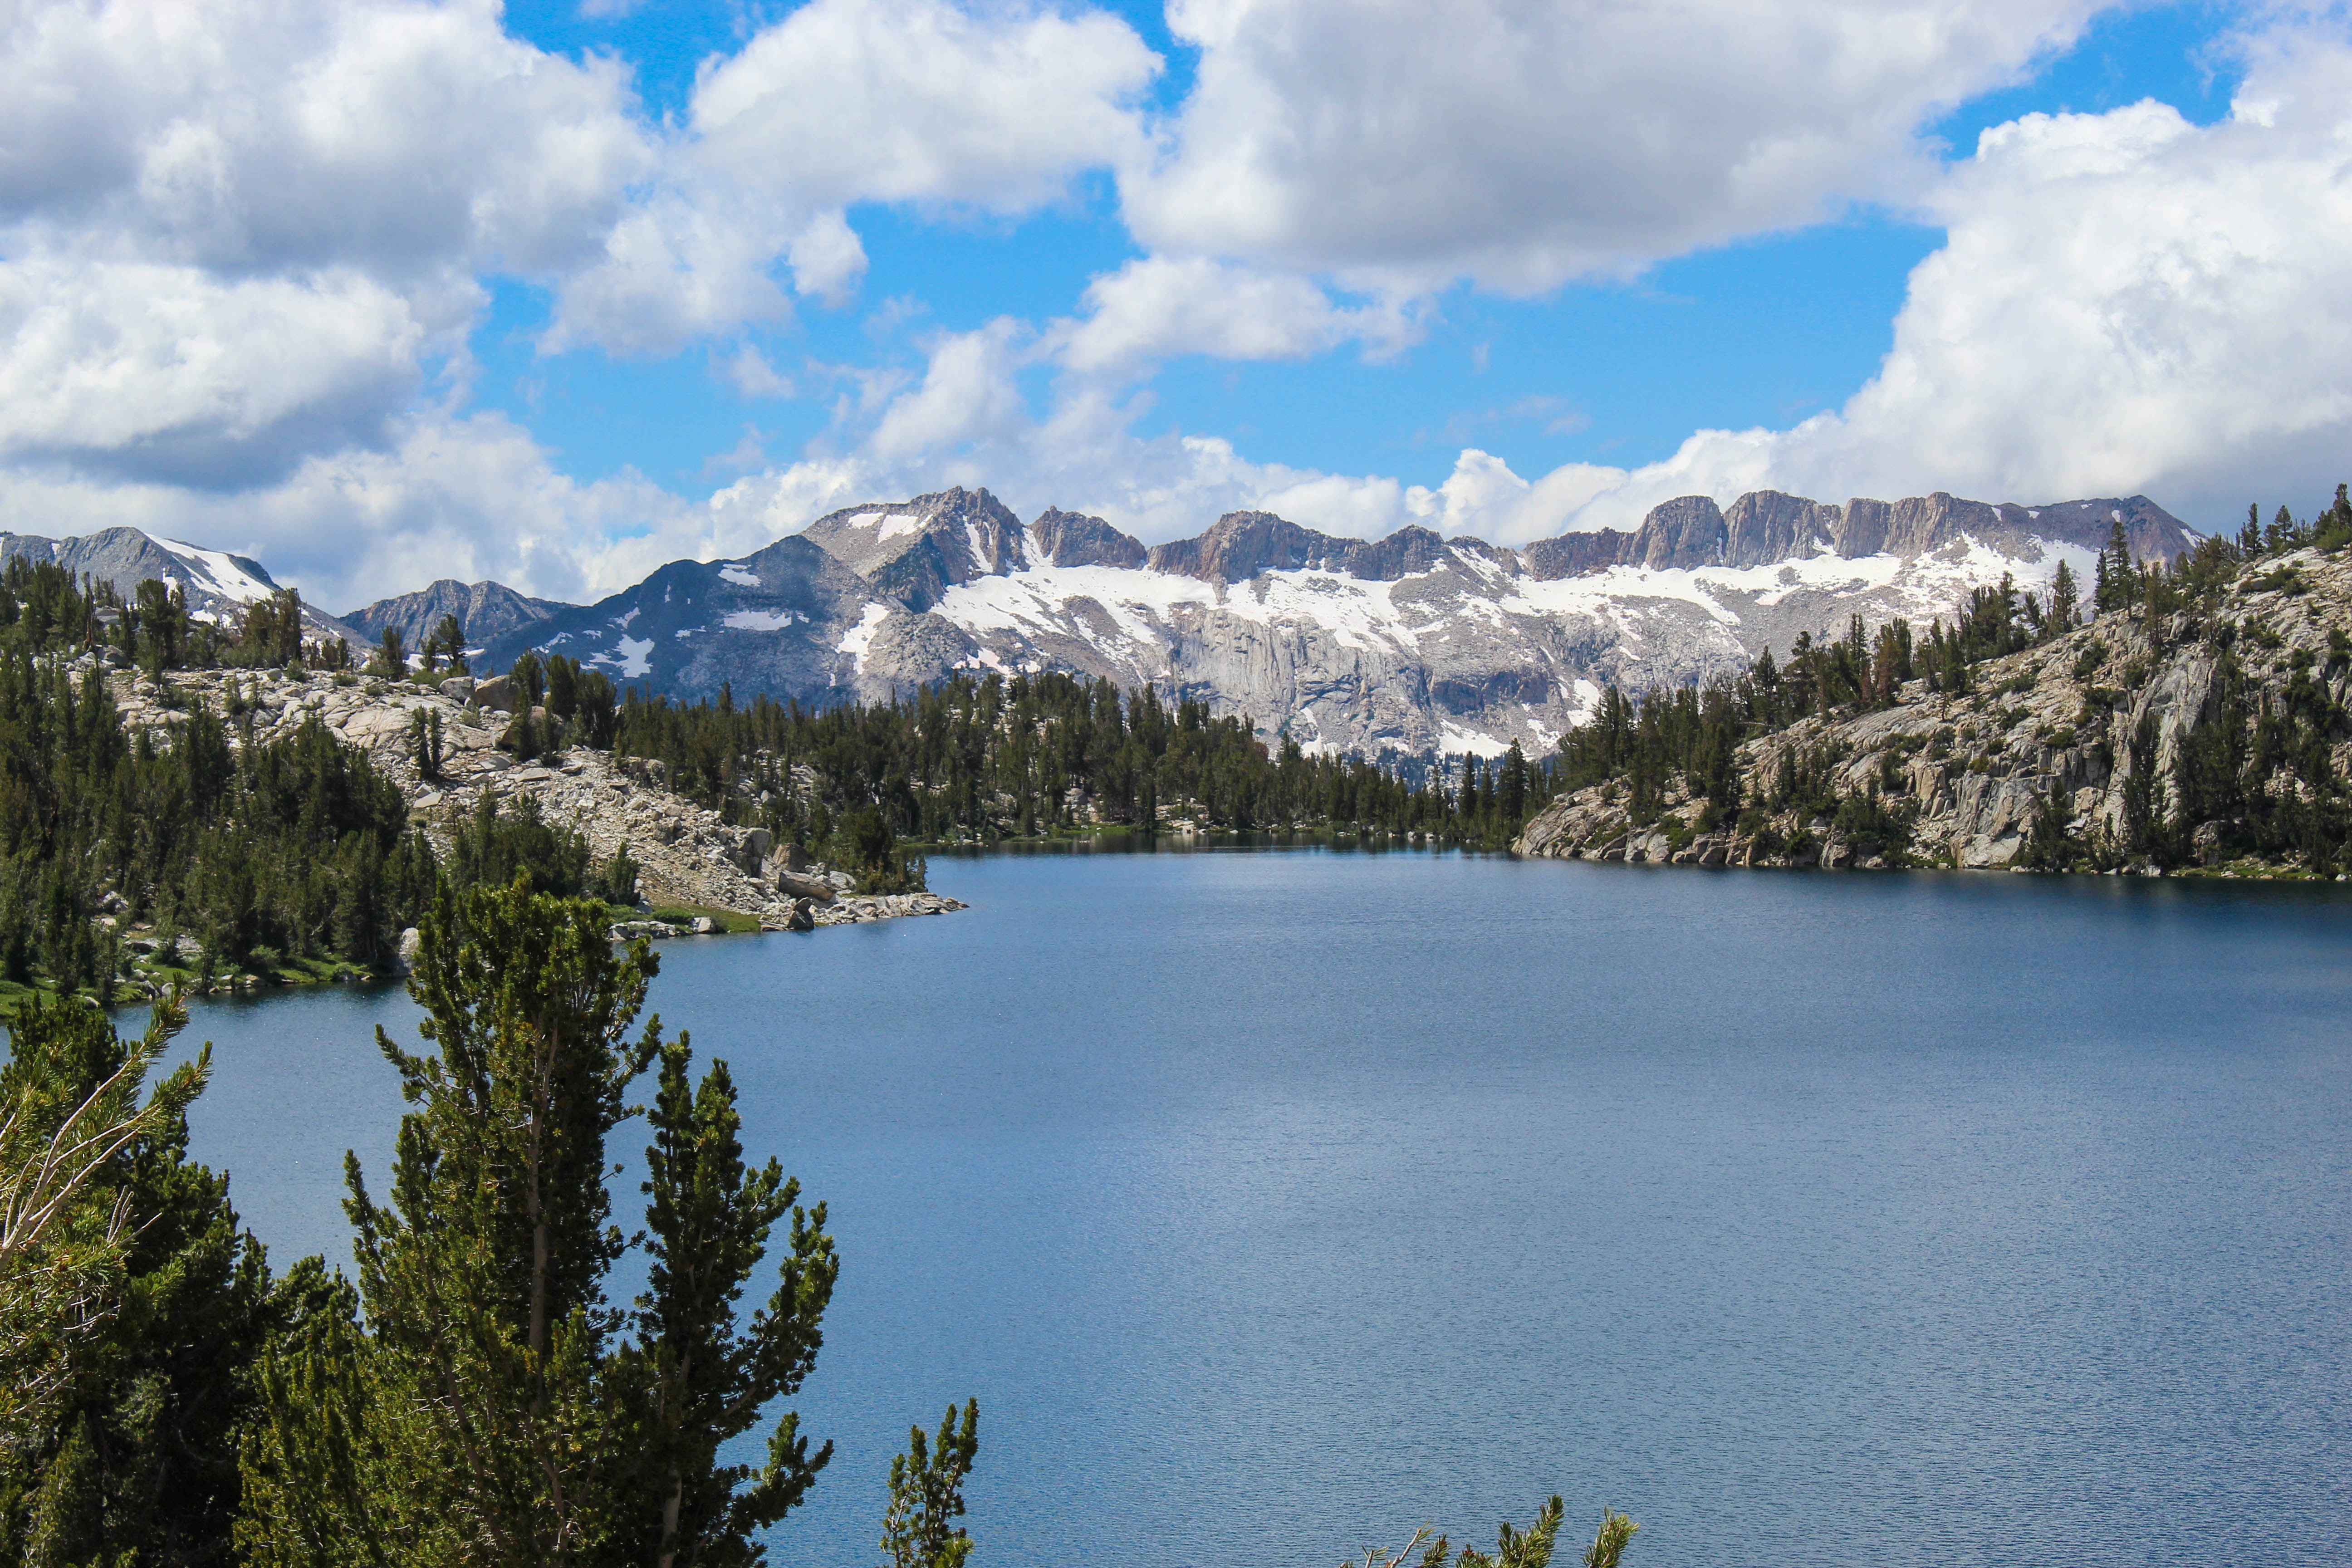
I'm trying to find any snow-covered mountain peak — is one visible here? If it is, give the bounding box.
[799,486,1030,608]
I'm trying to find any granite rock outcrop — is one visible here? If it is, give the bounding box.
[1514,545,2352,876]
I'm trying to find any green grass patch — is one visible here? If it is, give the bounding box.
[644,905,763,934]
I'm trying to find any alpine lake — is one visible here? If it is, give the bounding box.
[139,846,2352,1567]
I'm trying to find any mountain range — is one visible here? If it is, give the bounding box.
[0,489,2199,756]
[444,485,2192,755]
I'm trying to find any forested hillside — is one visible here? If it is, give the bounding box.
[0,555,1568,1011]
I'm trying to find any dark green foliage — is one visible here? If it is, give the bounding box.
[1559,683,1740,824]
[240,885,894,1568]
[419,614,468,676]
[604,670,1565,853]
[597,841,642,908]
[2151,639,2352,872]
[878,1402,979,1568]
[444,790,592,897]
[510,649,548,709]
[0,657,431,992]
[226,590,308,670]
[365,627,405,679]
[2094,521,2136,614]
[0,995,274,1568]
[493,652,617,752]
[245,881,669,1564]
[408,707,444,780]
[620,1039,839,1568]
[843,807,924,894]
[2022,787,2080,870]
[1831,783,1915,862]
[1350,1498,1637,1568]
[2048,559,2082,635]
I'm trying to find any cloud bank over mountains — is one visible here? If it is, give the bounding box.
[0,0,2347,611]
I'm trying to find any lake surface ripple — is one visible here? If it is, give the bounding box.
[160,850,2352,1567]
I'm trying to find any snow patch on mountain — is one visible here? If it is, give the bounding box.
[837,603,891,670]
[606,636,654,678]
[723,608,804,632]
[151,536,277,608]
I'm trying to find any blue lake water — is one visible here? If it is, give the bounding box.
[146,849,2352,1566]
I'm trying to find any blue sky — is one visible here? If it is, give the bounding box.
[3,0,2347,607]
[469,1,2246,496]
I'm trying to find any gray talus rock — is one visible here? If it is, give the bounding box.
[774,871,837,903]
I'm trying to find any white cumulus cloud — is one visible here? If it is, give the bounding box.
[544,0,1161,354]
[1121,0,2109,291]
[12,0,2352,621]
[1051,256,1422,375]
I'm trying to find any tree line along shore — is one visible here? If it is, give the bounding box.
[0,560,1571,1014]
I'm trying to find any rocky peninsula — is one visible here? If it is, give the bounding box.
[105,665,965,939]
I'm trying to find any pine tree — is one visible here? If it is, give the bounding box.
[1499,741,1529,823]
[877,1402,979,1568]
[426,613,469,676]
[2320,484,2352,551]
[409,707,445,780]
[368,627,406,679]
[243,882,666,1565]
[0,994,273,1567]
[619,1038,839,1568]
[2049,559,2080,634]
[2094,519,2134,613]
[239,884,921,1568]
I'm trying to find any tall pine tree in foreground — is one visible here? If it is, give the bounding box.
[617,1037,838,1568]
[240,879,855,1568]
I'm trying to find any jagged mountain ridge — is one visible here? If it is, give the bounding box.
[1519,492,2187,577]
[466,485,2194,757]
[342,578,564,651]
[0,525,364,645]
